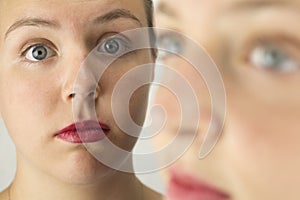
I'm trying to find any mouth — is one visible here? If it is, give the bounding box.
[168,168,230,200]
[55,120,110,143]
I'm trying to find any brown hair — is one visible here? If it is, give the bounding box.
[143,0,156,57]
[144,0,154,28]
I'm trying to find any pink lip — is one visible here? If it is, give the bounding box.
[167,168,230,200]
[55,120,110,143]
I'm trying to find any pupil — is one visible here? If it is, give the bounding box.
[33,46,47,60]
[105,40,119,54]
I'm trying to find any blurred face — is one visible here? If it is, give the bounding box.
[0,0,153,184]
[154,0,300,199]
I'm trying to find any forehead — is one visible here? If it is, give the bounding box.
[0,0,144,9]
[155,0,300,32]
[157,0,300,16]
[0,0,146,29]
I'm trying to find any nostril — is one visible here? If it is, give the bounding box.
[69,93,76,98]
[88,91,98,99]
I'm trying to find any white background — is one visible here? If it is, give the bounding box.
[0,120,16,191]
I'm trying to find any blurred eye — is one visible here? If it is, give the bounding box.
[157,34,184,60]
[249,44,299,72]
[97,37,129,56]
[24,45,56,62]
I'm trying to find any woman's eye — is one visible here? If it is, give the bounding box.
[157,34,184,60]
[97,37,129,56]
[24,44,56,62]
[249,44,299,72]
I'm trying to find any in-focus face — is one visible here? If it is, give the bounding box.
[0,0,153,184]
[154,0,300,199]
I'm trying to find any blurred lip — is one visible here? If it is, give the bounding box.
[55,120,110,143]
[168,168,230,200]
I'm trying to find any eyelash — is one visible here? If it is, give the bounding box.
[19,42,57,64]
[97,34,132,56]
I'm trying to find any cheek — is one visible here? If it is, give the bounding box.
[129,85,149,125]
[151,87,181,150]
[223,77,300,191]
[223,66,300,148]
[0,73,59,138]
[153,86,181,122]
[8,80,57,116]
[102,56,153,123]
[226,86,300,155]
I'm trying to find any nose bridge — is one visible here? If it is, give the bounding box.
[61,43,99,102]
[73,62,99,99]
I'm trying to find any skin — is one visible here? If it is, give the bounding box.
[153,0,300,199]
[0,0,161,199]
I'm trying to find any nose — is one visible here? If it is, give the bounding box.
[61,43,102,99]
[61,49,101,120]
[62,67,100,102]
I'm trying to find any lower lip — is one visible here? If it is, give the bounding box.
[56,129,108,143]
[167,169,230,200]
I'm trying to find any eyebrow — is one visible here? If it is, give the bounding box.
[93,9,142,25]
[4,18,58,39]
[227,0,295,12]
[4,8,142,39]
[156,2,178,18]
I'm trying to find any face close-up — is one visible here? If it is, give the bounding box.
[153,0,300,199]
[0,0,154,186]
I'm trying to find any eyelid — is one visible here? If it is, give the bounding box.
[244,36,300,69]
[19,42,58,65]
[20,39,58,57]
[96,32,131,46]
[95,32,133,57]
[246,36,300,59]
[157,32,185,47]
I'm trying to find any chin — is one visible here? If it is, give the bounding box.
[53,150,114,185]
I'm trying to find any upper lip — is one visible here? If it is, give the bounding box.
[55,120,110,135]
[169,168,230,199]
